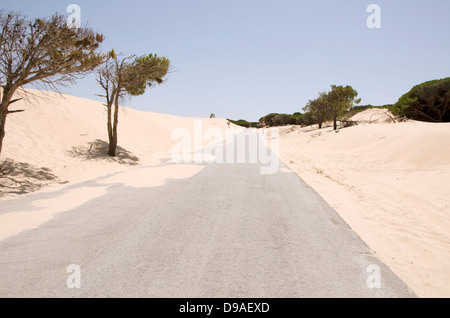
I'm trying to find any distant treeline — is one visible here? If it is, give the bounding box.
[229,77,450,129]
[229,105,393,129]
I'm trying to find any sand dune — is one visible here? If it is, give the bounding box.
[277,109,450,298]
[1,92,449,297]
[0,89,237,241]
[1,89,234,196]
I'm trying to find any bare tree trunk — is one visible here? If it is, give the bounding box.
[333,115,338,131]
[437,103,448,122]
[0,87,15,156]
[0,112,6,156]
[0,87,3,156]
[106,104,114,156]
[108,94,120,157]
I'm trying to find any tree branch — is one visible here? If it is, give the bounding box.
[7,109,25,114]
[7,98,22,106]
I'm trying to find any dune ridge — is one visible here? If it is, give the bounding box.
[277,109,450,298]
[1,89,231,195]
[1,92,449,297]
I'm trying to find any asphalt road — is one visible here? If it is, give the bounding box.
[0,131,415,298]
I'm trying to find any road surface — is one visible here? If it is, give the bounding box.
[0,131,415,297]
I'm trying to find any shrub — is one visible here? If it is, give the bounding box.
[295,114,303,125]
[272,114,297,126]
[392,78,450,122]
[228,119,259,128]
[301,112,316,127]
[259,113,279,126]
[228,119,250,128]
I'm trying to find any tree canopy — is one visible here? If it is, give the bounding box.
[97,51,170,156]
[302,92,332,129]
[392,78,450,122]
[0,10,104,155]
[327,85,361,130]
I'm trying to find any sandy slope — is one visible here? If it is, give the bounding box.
[1,91,449,297]
[0,88,237,242]
[277,109,450,298]
[1,89,233,194]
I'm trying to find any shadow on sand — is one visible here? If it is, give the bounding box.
[68,139,140,166]
[0,159,63,197]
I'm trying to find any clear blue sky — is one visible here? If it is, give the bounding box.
[3,0,450,121]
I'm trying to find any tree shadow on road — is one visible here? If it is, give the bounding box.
[68,139,140,166]
[0,159,64,198]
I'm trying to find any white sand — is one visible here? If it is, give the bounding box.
[2,89,233,185]
[0,187,107,240]
[2,92,449,297]
[0,89,235,241]
[99,164,205,188]
[277,109,450,298]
